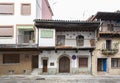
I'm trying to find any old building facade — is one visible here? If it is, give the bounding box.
[91,12,120,75]
[0,0,53,75]
[34,19,100,74]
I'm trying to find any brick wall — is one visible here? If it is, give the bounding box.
[0,52,38,75]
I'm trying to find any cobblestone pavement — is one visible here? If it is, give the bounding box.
[0,75,120,83]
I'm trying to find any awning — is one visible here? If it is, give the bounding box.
[17,25,34,30]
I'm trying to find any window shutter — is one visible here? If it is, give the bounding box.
[0,4,14,14]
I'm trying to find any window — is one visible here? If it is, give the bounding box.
[76,35,84,46]
[24,31,34,43]
[21,3,31,15]
[106,40,111,50]
[3,54,20,64]
[111,58,120,68]
[107,24,113,31]
[0,3,14,15]
[0,26,13,37]
[41,30,53,38]
[79,58,88,67]
[56,35,65,46]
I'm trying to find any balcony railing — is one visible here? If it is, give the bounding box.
[56,39,96,48]
[18,35,35,44]
[101,43,119,55]
[102,49,118,55]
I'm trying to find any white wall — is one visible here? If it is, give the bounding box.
[38,28,55,47]
[57,31,95,47]
[0,0,42,44]
[38,50,91,73]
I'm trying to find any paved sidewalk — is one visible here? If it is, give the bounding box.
[0,75,120,83]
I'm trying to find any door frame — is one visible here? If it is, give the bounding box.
[97,58,107,72]
[32,55,38,70]
[41,57,48,73]
[58,54,71,73]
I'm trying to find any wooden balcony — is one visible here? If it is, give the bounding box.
[99,31,120,38]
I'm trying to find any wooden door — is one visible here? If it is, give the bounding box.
[59,56,70,73]
[43,60,48,72]
[32,55,38,70]
[97,59,102,71]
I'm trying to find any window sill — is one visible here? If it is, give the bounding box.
[79,67,88,68]
[1,63,20,65]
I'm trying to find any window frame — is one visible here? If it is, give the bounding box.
[21,3,31,15]
[0,3,14,15]
[0,25,14,37]
[106,40,112,50]
[76,35,84,46]
[111,58,120,68]
[56,35,65,46]
[79,57,88,67]
[3,54,20,64]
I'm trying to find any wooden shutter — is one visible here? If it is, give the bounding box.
[79,58,88,67]
[0,26,13,37]
[3,54,20,64]
[0,3,14,14]
[21,4,31,15]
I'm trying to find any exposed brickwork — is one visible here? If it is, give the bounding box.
[0,52,38,75]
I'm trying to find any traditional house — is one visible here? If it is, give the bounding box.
[0,0,53,75]
[90,12,120,75]
[34,19,100,74]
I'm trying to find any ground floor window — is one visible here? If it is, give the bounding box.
[111,58,120,68]
[3,54,20,64]
[79,57,88,67]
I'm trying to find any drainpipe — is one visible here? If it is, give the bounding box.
[90,50,93,75]
[37,28,39,47]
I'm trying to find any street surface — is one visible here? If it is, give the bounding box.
[0,75,120,83]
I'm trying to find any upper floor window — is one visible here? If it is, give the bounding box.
[106,40,111,50]
[107,24,114,31]
[21,3,31,15]
[0,26,13,37]
[0,3,14,15]
[76,35,84,46]
[56,35,65,46]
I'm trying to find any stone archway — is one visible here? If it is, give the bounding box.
[59,56,70,73]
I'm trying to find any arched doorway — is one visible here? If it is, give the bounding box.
[59,56,70,73]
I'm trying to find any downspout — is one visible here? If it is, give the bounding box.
[90,50,93,75]
[38,28,39,47]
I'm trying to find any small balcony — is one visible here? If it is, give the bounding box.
[101,43,119,56]
[102,49,118,55]
[18,35,35,46]
[56,38,96,48]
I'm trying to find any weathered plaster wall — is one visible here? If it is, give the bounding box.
[38,50,91,74]
[92,38,120,75]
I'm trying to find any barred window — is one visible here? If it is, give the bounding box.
[111,58,120,68]
[79,58,88,67]
[3,54,20,64]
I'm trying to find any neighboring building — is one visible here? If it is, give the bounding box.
[0,0,53,75]
[90,12,120,75]
[34,19,100,74]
